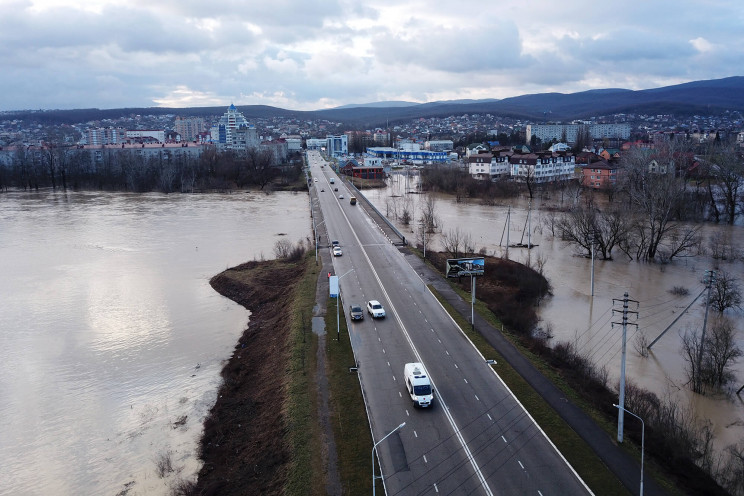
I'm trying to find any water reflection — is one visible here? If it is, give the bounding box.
[0,190,310,495]
[367,172,744,451]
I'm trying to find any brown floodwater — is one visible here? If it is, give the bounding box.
[0,190,310,495]
[366,172,744,453]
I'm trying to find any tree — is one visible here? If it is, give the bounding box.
[703,143,744,224]
[619,145,690,261]
[710,270,742,313]
[556,205,633,260]
[420,194,439,233]
[681,319,742,392]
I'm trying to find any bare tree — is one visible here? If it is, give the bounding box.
[441,227,467,259]
[555,204,632,260]
[619,145,691,261]
[710,270,742,313]
[420,194,439,233]
[703,143,744,224]
[705,318,742,388]
[681,319,742,392]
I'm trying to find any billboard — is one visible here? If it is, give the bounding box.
[446,257,485,278]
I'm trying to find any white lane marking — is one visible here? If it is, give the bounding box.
[464,378,468,384]
[423,455,428,463]
[434,483,439,493]
[414,431,418,438]
[406,410,409,416]
[393,375,396,381]
[518,460,525,470]
[387,361,390,367]
[474,394,480,401]
[399,392,402,398]
[487,413,492,421]
[336,197,494,496]
[538,491,543,496]
[502,435,507,443]
[382,348,386,354]
[445,350,450,356]
[454,363,459,369]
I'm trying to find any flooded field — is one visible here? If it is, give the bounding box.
[366,172,744,451]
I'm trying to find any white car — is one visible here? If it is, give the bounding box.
[339,194,344,199]
[366,300,386,318]
[332,246,342,257]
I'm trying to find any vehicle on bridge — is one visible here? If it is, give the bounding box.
[404,363,434,408]
[349,304,364,320]
[349,196,357,205]
[366,300,385,318]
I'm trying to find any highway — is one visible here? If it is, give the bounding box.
[308,151,592,496]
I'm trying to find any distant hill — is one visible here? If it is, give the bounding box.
[332,101,420,109]
[4,76,743,129]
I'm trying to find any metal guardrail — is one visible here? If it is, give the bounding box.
[347,180,407,246]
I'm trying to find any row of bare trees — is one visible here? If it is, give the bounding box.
[0,146,299,193]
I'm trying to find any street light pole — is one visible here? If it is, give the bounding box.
[614,404,645,496]
[335,268,354,341]
[372,422,406,496]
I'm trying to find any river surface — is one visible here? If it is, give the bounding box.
[366,172,744,452]
[0,190,310,496]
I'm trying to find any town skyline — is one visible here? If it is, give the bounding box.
[1,0,743,112]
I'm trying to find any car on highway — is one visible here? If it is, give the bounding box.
[349,304,364,320]
[321,188,324,192]
[334,187,338,191]
[332,246,342,257]
[339,194,344,199]
[331,240,340,247]
[366,300,386,318]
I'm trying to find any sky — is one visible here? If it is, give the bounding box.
[1,0,743,112]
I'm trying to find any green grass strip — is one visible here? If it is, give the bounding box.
[325,298,374,495]
[285,254,324,495]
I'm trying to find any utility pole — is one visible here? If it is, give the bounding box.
[613,291,638,443]
[695,270,717,393]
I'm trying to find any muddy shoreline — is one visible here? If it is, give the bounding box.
[190,259,304,495]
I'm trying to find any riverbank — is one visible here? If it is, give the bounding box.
[189,256,321,495]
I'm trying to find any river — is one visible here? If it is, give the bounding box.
[366,171,744,453]
[0,190,310,496]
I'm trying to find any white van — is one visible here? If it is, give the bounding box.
[329,178,335,184]
[404,362,433,408]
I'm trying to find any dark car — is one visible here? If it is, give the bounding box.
[334,187,338,192]
[349,304,364,321]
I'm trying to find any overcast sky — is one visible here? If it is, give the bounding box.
[1,0,742,112]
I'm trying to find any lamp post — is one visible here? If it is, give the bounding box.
[372,422,406,496]
[314,220,325,263]
[614,404,645,496]
[333,268,354,341]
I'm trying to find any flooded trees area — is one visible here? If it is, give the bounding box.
[366,168,744,493]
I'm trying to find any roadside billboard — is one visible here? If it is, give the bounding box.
[445,257,485,278]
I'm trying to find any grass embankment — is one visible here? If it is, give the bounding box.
[194,254,324,495]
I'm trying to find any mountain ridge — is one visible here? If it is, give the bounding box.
[3,76,743,129]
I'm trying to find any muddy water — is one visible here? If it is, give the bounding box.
[366,172,744,451]
[0,190,310,496]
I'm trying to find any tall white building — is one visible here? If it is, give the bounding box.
[210,104,257,150]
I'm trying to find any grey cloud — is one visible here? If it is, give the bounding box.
[372,21,533,73]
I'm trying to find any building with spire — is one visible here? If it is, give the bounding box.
[210,104,258,151]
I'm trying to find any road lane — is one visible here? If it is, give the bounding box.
[308,151,590,495]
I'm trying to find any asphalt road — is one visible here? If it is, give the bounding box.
[308,151,592,496]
